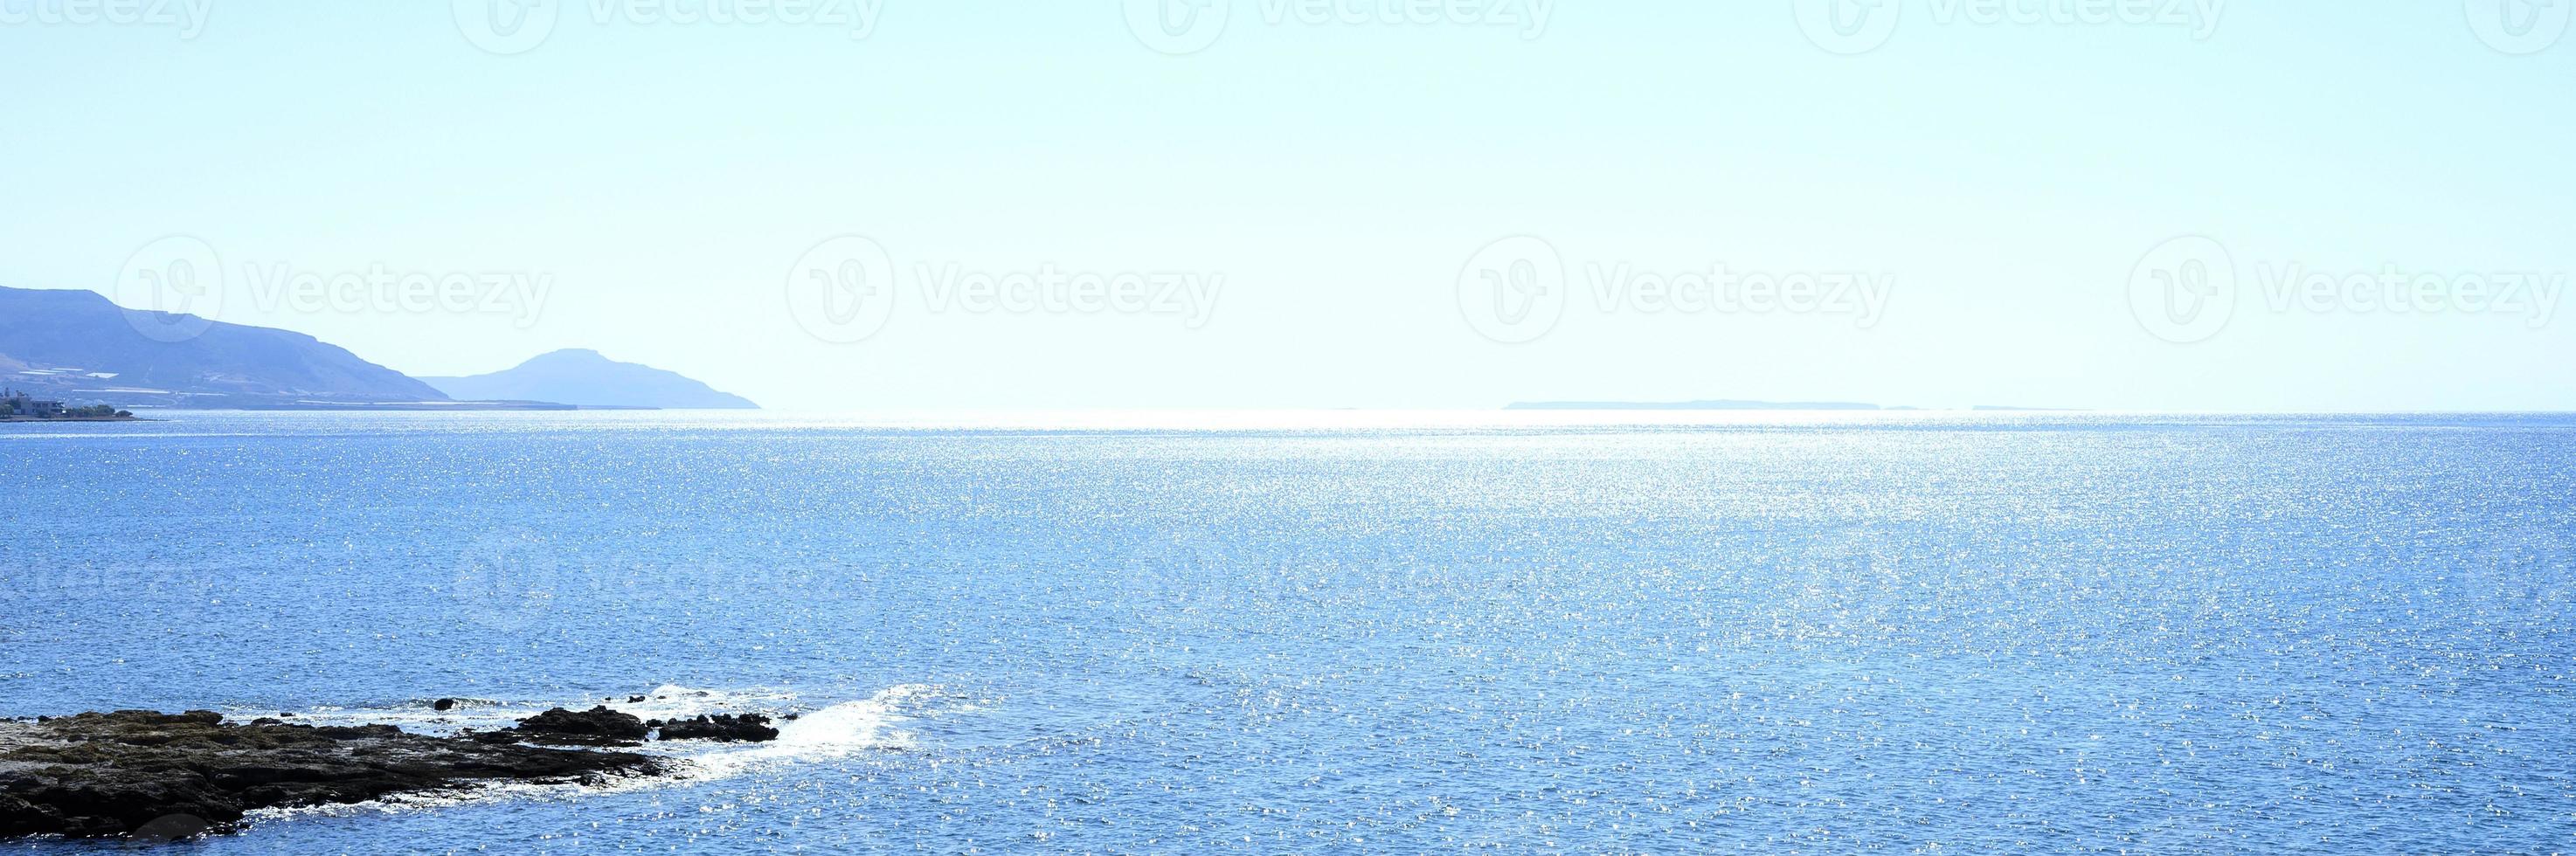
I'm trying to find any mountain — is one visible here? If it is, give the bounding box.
[0,286,448,407]
[422,349,757,410]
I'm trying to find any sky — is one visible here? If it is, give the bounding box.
[2,1,2571,411]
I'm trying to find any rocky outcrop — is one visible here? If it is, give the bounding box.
[654,714,778,742]
[467,707,648,747]
[0,710,661,840]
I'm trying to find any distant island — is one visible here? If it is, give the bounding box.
[1509,399,1882,411]
[422,349,758,410]
[1,286,751,413]
[1506,399,2080,411]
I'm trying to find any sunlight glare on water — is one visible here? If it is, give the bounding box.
[3,411,2573,853]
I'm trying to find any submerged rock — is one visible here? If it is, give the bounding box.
[470,706,649,747]
[656,714,779,742]
[0,710,661,840]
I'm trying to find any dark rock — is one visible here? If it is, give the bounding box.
[655,714,779,742]
[0,709,662,840]
[628,695,647,703]
[471,707,648,747]
[433,698,457,712]
[128,813,211,842]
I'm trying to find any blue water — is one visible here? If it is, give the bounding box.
[3,411,2573,854]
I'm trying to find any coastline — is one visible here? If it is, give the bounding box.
[0,416,142,424]
[1,701,782,842]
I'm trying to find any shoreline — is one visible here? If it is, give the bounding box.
[0,416,142,424]
[0,705,779,841]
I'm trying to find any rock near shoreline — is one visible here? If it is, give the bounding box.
[656,714,779,742]
[469,705,651,747]
[0,710,662,839]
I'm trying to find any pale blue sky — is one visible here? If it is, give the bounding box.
[3,2,2570,411]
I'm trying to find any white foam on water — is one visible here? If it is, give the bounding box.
[234,684,962,830]
[244,698,524,735]
[666,684,942,777]
[241,685,806,736]
[246,764,669,822]
[614,684,804,726]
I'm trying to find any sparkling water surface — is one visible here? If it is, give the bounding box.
[3,411,2573,853]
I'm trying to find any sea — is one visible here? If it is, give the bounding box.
[2,411,2571,854]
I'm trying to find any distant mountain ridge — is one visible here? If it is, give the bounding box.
[0,286,447,407]
[422,349,758,410]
